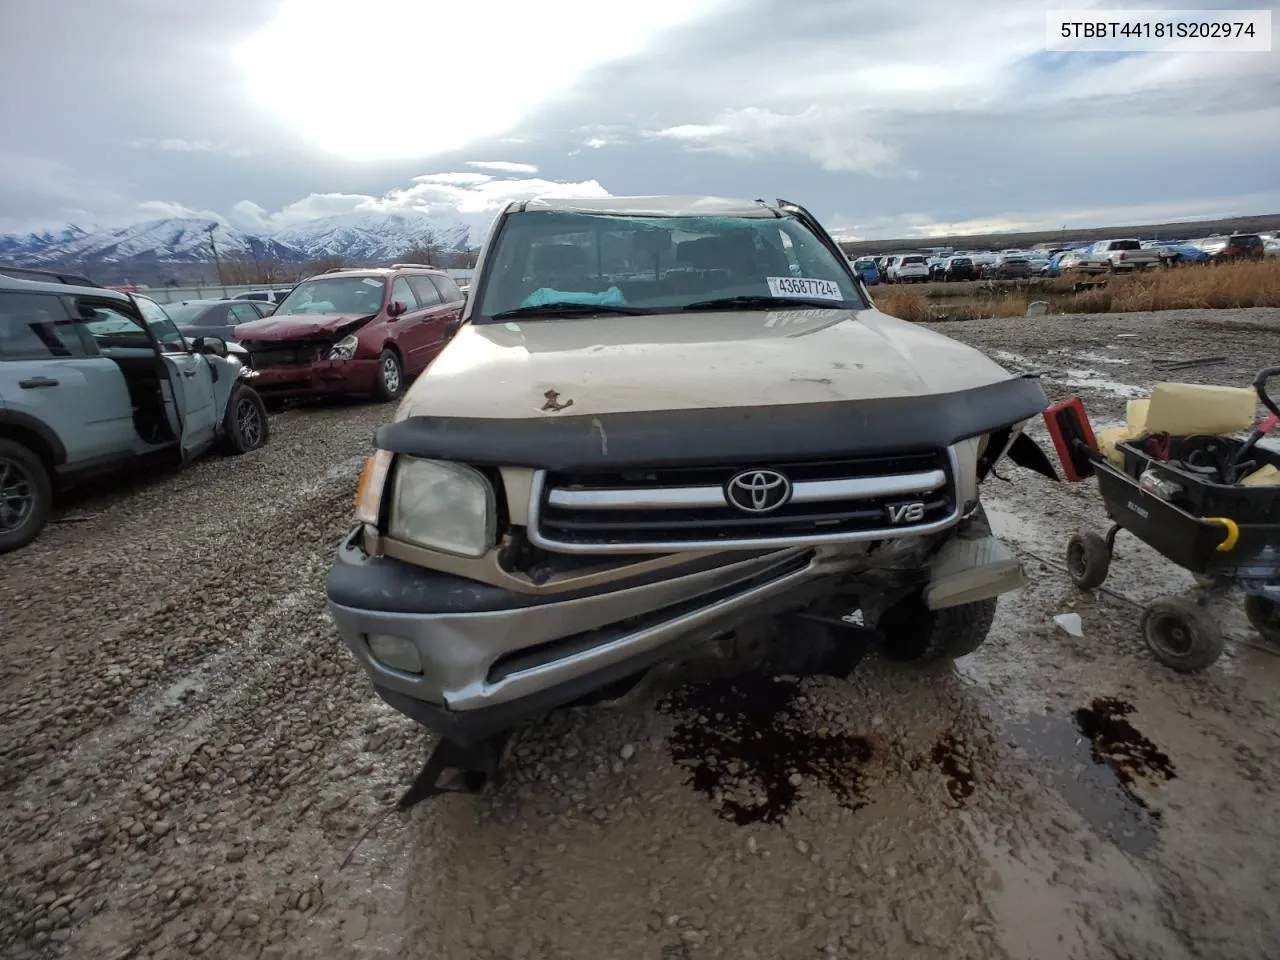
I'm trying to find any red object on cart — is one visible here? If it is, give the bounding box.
[1042,398,1098,482]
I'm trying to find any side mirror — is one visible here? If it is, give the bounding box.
[388,300,407,318]
[196,336,228,358]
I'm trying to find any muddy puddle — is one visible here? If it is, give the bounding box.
[1005,697,1176,855]
[662,675,875,825]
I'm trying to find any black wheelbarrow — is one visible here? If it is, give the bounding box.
[1046,365,1280,672]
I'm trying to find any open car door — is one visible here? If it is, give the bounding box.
[133,296,219,460]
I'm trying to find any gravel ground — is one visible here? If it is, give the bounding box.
[2,308,1280,960]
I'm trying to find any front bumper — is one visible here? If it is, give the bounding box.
[325,528,850,744]
[242,357,379,396]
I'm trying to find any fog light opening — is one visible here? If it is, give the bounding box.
[367,634,423,675]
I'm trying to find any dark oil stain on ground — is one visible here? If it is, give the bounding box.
[1074,696,1176,792]
[929,733,976,804]
[663,674,874,825]
[1004,697,1176,856]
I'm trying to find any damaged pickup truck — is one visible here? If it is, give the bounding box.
[324,195,1056,797]
[232,266,465,402]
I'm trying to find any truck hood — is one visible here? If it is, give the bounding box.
[398,307,1020,420]
[234,313,372,342]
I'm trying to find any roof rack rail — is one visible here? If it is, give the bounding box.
[389,262,438,270]
[323,266,348,273]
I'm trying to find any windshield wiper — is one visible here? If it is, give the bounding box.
[680,295,851,312]
[488,302,651,320]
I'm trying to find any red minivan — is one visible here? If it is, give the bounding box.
[232,266,465,401]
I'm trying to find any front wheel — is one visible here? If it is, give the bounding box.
[1066,532,1111,589]
[0,439,53,554]
[373,349,404,402]
[879,591,998,663]
[1244,594,1280,645]
[222,385,270,454]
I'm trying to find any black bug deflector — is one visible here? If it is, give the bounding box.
[374,375,1050,471]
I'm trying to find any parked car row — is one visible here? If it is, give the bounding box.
[853,228,1274,287]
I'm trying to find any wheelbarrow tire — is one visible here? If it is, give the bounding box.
[1243,594,1280,645]
[1066,532,1111,590]
[1141,598,1224,672]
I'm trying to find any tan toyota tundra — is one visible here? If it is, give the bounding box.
[324,195,1054,795]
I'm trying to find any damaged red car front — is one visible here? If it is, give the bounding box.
[233,267,465,402]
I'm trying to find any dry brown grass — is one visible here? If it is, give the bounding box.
[873,258,1280,321]
[873,290,932,323]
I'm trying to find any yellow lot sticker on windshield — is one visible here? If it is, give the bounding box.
[766,277,843,300]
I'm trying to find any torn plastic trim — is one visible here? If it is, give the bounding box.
[373,375,1050,473]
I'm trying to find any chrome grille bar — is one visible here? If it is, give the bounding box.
[547,469,947,511]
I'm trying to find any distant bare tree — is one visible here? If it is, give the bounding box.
[293,254,350,280]
[450,249,479,269]
[398,229,441,266]
[217,253,287,285]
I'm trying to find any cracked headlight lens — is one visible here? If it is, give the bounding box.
[329,334,358,361]
[389,457,496,557]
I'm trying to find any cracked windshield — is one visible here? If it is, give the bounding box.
[1,2,1278,960]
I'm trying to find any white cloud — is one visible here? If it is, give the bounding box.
[135,200,223,221]
[466,160,539,174]
[232,0,733,161]
[226,172,612,236]
[650,107,902,175]
[126,138,253,158]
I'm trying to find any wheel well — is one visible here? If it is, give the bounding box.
[0,424,56,471]
[381,341,404,363]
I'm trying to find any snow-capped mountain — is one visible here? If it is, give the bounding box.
[272,212,472,262]
[0,213,474,277]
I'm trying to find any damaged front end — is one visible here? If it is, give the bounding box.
[235,314,377,397]
[325,374,1056,800]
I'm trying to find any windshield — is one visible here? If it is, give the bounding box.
[853,259,875,269]
[1111,239,1141,251]
[165,302,216,327]
[273,276,386,316]
[473,211,866,321]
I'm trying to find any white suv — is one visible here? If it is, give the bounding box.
[890,255,930,283]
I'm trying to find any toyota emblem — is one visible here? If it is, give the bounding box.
[725,468,792,514]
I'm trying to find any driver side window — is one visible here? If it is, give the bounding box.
[133,297,187,352]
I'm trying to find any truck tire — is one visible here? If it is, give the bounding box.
[878,590,998,663]
[0,439,53,554]
[222,385,270,454]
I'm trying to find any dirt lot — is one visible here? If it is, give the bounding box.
[3,308,1280,960]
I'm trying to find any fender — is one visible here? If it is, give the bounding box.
[0,410,67,464]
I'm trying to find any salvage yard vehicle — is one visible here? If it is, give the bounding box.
[851,257,880,285]
[0,278,268,553]
[165,298,275,342]
[232,265,465,402]
[1088,238,1162,272]
[889,254,929,283]
[324,195,1055,797]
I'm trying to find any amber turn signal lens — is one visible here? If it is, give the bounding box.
[354,450,392,526]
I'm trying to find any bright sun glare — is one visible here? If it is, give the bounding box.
[234,0,730,162]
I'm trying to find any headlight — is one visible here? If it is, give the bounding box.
[388,458,496,557]
[329,334,358,361]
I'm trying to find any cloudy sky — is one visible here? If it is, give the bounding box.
[1,0,1277,241]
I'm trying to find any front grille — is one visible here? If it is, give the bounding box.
[529,448,959,552]
[242,341,324,368]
